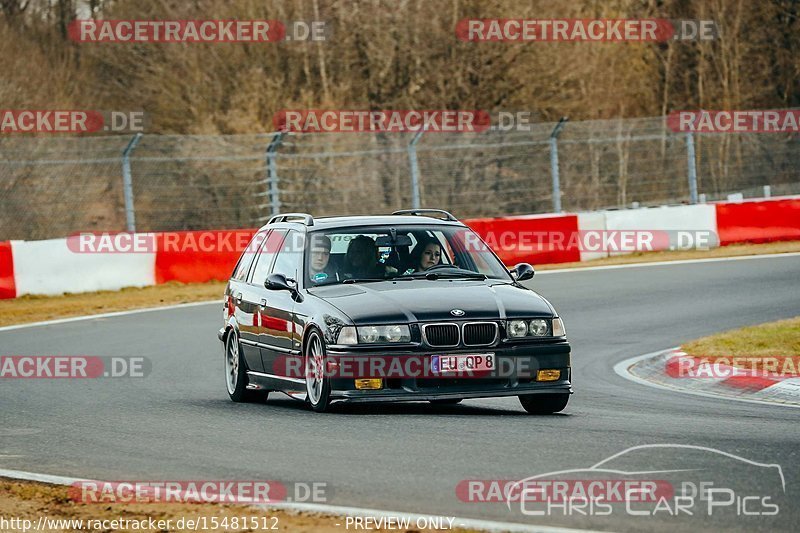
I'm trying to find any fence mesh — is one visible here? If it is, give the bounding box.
[1,115,798,241]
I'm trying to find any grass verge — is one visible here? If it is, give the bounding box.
[0,281,225,327]
[682,316,800,374]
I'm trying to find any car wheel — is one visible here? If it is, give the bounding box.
[304,330,332,413]
[225,329,267,403]
[429,399,462,405]
[519,393,569,414]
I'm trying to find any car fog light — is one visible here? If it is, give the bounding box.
[537,369,561,381]
[355,379,383,390]
[508,320,528,337]
[529,319,548,336]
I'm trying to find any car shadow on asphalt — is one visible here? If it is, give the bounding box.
[186,397,571,417]
[267,397,572,417]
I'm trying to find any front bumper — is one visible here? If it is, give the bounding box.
[332,382,571,403]
[326,341,572,403]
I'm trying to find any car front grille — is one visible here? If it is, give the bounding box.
[422,321,498,347]
[463,322,498,346]
[422,324,460,347]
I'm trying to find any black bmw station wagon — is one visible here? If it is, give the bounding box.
[218,209,571,413]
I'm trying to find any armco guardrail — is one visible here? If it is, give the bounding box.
[0,197,798,299]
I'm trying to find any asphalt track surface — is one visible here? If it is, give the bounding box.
[2,255,799,532]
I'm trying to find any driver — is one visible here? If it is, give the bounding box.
[404,238,443,274]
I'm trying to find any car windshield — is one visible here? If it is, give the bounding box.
[305,225,511,286]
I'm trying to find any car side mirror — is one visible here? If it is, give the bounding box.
[266,273,304,301]
[265,272,292,291]
[511,263,535,282]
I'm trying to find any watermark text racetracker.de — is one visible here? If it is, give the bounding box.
[666,354,800,379]
[456,19,719,42]
[274,109,491,133]
[0,110,146,134]
[66,230,260,254]
[68,480,329,504]
[0,356,150,378]
[468,229,718,254]
[668,109,800,133]
[68,19,327,43]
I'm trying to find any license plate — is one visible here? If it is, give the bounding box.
[431,353,495,373]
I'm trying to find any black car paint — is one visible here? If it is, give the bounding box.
[219,215,572,403]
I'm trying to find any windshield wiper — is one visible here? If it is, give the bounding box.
[397,269,487,281]
[342,277,389,284]
[425,271,487,280]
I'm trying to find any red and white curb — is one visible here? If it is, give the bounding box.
[614,348,800,408]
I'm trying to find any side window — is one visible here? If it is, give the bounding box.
[249,229,286,286]
[232,230,268,281]
[271,230,304,279]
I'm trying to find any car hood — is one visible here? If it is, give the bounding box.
[307,280,554,324]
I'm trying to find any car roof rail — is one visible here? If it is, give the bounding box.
[267,213,315,226]
[391,209,458,222]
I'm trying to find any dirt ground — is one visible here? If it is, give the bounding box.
[0,479,480,532]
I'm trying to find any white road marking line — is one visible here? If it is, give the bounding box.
[0,300,219,332]
[613,349,800,409]
[0,468,602,533]
[536,251,800,275]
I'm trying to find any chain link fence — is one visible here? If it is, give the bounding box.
[1,115,798,240]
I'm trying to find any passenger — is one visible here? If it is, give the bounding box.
[308,235,338,284]
[343,235,384,279]
[404,239,443,274]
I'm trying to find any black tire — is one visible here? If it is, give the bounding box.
[304,329,332,413]
[224,329,268,403]
[519,393,569,414]
[429,399,463,405]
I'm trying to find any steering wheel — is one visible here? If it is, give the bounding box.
[425,263,459,272]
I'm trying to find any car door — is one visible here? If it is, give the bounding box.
[259,230,304,376]
[238,229,286,373]
[227,229,267,372]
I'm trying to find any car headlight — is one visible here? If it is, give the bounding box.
[508,320,528,338]
[552,317,566,337]
[529,319,548,336]
[357,325,411,344]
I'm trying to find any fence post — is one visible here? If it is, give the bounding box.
[121,133,142,232]
[686,132,698,204]
[266,131,287,216]
[408,127,427,209]
[549,117,568,213]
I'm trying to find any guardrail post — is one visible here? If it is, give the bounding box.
[686,132,699,204]
[408,127,427,209]
[549,117,568,213]
[121,132,142,232]
[266,131,287,216]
